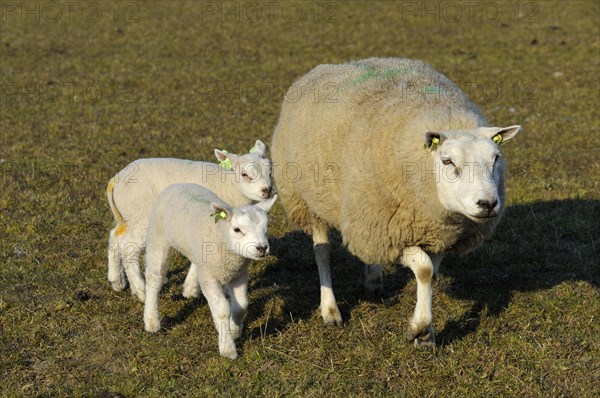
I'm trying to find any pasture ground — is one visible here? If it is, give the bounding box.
[1,1,599,396]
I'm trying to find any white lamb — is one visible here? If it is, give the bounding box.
[143,183,278,359]
[106,140,272,302]
[271,58,521,346]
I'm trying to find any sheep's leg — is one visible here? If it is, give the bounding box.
[313,224,342,326]
[226,268,249,340]
[107,228,127,291]
[364,264,384,295]
[197,267,237,359]
[121,232,147,303]
[402,246,439,348]
[182,263,201,299]
[143,240,170,333]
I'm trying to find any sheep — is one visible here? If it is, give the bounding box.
[106,140,273,302]
[143,183,278,359]
[271,57,521,346]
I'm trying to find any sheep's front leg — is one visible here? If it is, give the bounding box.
[182,262,200,299]
[313,224,342,326]
[226,268,249,340]
[197,268,237,359]
[401,247,442,348]
[143,242,170,333]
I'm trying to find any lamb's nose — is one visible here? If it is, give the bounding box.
[256,245,268,256]
[262,187,271,197]
[477,199,498,212]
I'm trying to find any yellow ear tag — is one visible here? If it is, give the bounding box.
[210,210,228,224]
[219,150,233,170]
[424,136,440,150]
[492,134,503,145]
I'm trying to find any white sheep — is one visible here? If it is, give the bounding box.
[143,183,278,359]
[106,140,273,302]
[271,58,521,346]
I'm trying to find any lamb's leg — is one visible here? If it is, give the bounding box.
[364,264,384,295]
[121,232,147,303]
[182,263,200,299]
[107,228,127,291]
[226,268,249,340]
[143,241,170,333]
[197,267,237,359]
[402,247,440,348]
[313,223,342,326]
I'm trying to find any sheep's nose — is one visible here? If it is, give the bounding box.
[477,199,498,212]
[256,245,268,256]
[262,187,272,197]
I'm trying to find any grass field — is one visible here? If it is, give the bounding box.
[1,1,599,396]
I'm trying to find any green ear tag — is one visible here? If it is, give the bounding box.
[219,150,233,170]
[211,210,227,224]
[424,136,440,150]
[249,144,258,154]
[492,134,503,145]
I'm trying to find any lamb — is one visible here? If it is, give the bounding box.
[271,57,521,346]
[143,183,278,359]
[106,140,273,302]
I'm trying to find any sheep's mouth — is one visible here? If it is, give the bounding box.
[467,213,498,223]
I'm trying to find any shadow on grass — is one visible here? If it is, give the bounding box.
[245,199,599,344]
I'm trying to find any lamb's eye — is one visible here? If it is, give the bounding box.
[494,154,500,163]
[442,158,454,166]
[242,173,253,182]
[233,227,242,234]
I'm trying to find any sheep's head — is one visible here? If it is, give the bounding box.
[424,125,521,223]
[214,140,273,202]
[211,195,278,260]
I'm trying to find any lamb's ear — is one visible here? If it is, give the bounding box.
[210,203,233,224]
[214,149,239,170]
[255,194,278,213]
[482,125,521,145]
[424,132,444,150]
[249,140,266,156]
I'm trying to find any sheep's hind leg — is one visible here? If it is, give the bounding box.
[143,241,170,333]
[364,264,384,295]
[313,223,342,326]
[107,227,127,291]
[182,263,201,299]
[401,247,439,348]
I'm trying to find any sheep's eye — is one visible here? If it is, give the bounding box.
[494,154,500,163]
[233,228,242,234]
[442,158,454,166]
[242,173,253,182]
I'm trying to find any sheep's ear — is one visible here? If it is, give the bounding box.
[424,132,444,150]
[481,125,521,145]
[249,140,266,156]
[214,149,239,170]
[256,194,278,213]
[210,203,232,224]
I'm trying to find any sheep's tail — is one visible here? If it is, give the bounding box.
[107,178,127,236]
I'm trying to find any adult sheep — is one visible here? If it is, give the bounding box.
[271,58,521,346]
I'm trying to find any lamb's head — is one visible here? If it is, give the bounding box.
[211,194,278,260]
[214,140,273,202]
[424,125,521,223]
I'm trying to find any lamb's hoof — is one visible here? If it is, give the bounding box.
[109,271,128,292]
[220,343,238,360]
[321,305,343,326]
[132,289,146,303]
[145,319,161,333]
[407,324,436,349]
[182,282,200,299]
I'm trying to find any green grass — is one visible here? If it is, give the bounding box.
[1,1,599,396]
